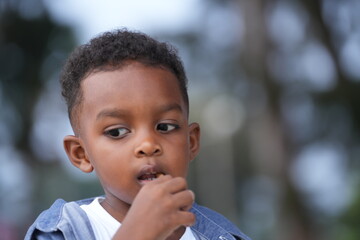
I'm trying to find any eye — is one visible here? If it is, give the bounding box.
[105,128,130,138]
[156,123,179,133]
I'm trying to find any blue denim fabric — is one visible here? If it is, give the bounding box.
[25,197,251,240]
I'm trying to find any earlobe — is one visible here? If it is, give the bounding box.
[188,123,201,161]
[63,135,94,173]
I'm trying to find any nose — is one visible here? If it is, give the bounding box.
[134,134,162,157]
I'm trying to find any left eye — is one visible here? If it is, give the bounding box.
[156,123,179,132]
[105,128,130,138]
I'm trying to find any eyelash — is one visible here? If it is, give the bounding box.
[156,123,180,132]
[104,128,130,139]
[104,123,179,139]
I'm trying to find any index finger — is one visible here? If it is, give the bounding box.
[161,176,188,194]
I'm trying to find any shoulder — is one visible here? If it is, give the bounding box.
[25,197,97,240]
[31,199,68,231]
[190,203,251,240]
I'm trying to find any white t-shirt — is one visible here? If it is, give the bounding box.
[80,197,196,240]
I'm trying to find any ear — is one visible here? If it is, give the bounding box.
[63,135,94,173]
[188,122,201,161]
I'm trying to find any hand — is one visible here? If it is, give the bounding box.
[112,175,195,240]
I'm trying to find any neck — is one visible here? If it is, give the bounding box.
[100,197,129,223]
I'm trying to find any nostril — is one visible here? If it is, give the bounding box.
[135,142,162,157]
[137,148,160,157]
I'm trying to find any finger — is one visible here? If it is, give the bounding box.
[161,177,188,194]
[172,190,195,211]
[175,211,196,227]
[182,190,195,211]
[153,173,172,182]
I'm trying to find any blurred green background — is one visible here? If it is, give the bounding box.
[1,0,360,239]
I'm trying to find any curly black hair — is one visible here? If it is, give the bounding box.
[60,28,189,132]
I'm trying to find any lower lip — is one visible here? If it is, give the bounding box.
[138,178,156,185]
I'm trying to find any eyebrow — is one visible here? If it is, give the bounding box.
[157,103,183,115]
[96,108,129,121]
[96,103,183,121]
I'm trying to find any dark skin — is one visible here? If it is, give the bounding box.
[63,62,201,240]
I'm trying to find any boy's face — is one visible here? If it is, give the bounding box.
[64,62,200,214]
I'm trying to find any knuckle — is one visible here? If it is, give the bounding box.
[162,197,175,209]
[174,177,187,188]
[182,190,195,205]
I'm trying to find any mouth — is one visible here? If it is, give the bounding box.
[137,165,165,184]
[138,172,165,182]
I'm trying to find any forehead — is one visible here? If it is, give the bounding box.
[79,63,186,122]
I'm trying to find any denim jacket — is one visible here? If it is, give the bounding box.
[25,197,251,240]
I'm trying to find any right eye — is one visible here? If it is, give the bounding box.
[104,128,130,139]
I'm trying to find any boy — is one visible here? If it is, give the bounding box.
[25,29,251,240]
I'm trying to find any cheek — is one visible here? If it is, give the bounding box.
[87,141,129,172]
[166,137,191,172]
[167,135,189,155]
